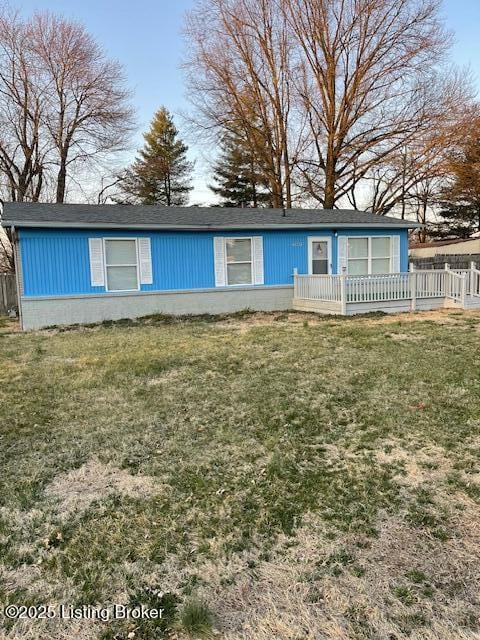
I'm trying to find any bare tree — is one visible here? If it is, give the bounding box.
[284,0,473,209]
[0,228,14,272]
[0,10,49,202]
[352,70,477,217]
[186,0,475,211]
[0,9,134,204]
[30,12,134,203]
[184,0,307,208]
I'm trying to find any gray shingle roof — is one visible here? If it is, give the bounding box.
[1,202,418,229]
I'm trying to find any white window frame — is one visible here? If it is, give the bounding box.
[346,235,393,275]
[225,237,253,286]
[308,236,332,275]
[103,237,140,293]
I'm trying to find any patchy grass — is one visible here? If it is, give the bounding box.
[180,599,214,637]
[1,309,480,638]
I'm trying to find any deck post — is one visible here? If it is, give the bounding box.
[470,261,476,295]
[410,271,417,311]
[444,262,450,271]
[461,273,467,307]
[340,274,347,315]
[293,267,298,298]
[409,262,415,272]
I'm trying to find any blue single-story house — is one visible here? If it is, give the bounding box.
[1,203,418,330]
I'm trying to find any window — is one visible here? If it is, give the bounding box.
[104,239,139,291]
[371,237,391,274]
[347,237,392,275]
[213,236,263,287]
[225,238,252,285]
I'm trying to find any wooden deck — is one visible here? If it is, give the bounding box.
[293,266,480,316]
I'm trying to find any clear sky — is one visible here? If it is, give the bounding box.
[15,0,480,204]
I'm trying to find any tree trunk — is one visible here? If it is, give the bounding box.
[420,198,428,243]
[33,168,43,202]
[56,154,67,203]
[283,145,292,209]
[324,150,336,210]
[166,172,171,206]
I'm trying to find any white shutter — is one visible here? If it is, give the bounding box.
[252,236,264,285]
[391,235,400,273]
[88,238,105,287]
[138,237,153,284]
[338,236,348,274]
[214,237,226,286]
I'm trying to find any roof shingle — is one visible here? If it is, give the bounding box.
[1,202,418,229]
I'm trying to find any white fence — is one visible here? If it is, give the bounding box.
[293,264,480,311]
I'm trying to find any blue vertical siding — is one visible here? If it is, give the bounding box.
[19,227,409,297]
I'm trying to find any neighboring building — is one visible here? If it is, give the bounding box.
[1,203,415,330]
[410,237,480,259]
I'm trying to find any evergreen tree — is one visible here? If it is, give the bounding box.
[210,132,271,207]
[118,108,193,205]
[433,127,480,238]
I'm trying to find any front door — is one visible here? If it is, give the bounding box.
[308,237,331,274]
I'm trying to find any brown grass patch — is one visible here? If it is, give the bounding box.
[44,458,162,518]
[154,506,480,640]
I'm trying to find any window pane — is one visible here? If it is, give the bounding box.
[312,260,328,274]
[105,240,137,265]
[107,266,138,291]
[311,240,328,274]
[371,258,390,274]
[312,241,328,260]
[226,238,251,263]
[372,237,391,258]
[348,238,368,259]
[227,263,252,285]
[348,259,368,275]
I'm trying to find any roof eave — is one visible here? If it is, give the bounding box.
[1,220,420,230]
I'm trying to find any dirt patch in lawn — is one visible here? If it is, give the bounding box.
[362,308,480,326]
[214,308,480,334]
[44,458,162,518]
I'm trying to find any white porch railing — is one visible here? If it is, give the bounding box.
[472,269,480,297]
[445,270,466,303]
[293,263,480,312]
[346,273,410,302]
[451,268,480,298]
[293,273,342,302]
[414,270,447,298]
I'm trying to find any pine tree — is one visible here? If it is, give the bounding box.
[433,127,480,238]
[210,132,271,207]
[118,108,193,205]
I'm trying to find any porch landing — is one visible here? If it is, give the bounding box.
[293,266,480,316]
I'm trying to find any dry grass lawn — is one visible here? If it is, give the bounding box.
[0,309,480,639]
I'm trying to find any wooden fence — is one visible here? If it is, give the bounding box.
[411,253,480,270]
[0,273,17,315]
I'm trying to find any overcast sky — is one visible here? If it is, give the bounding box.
[15,0,480,204]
